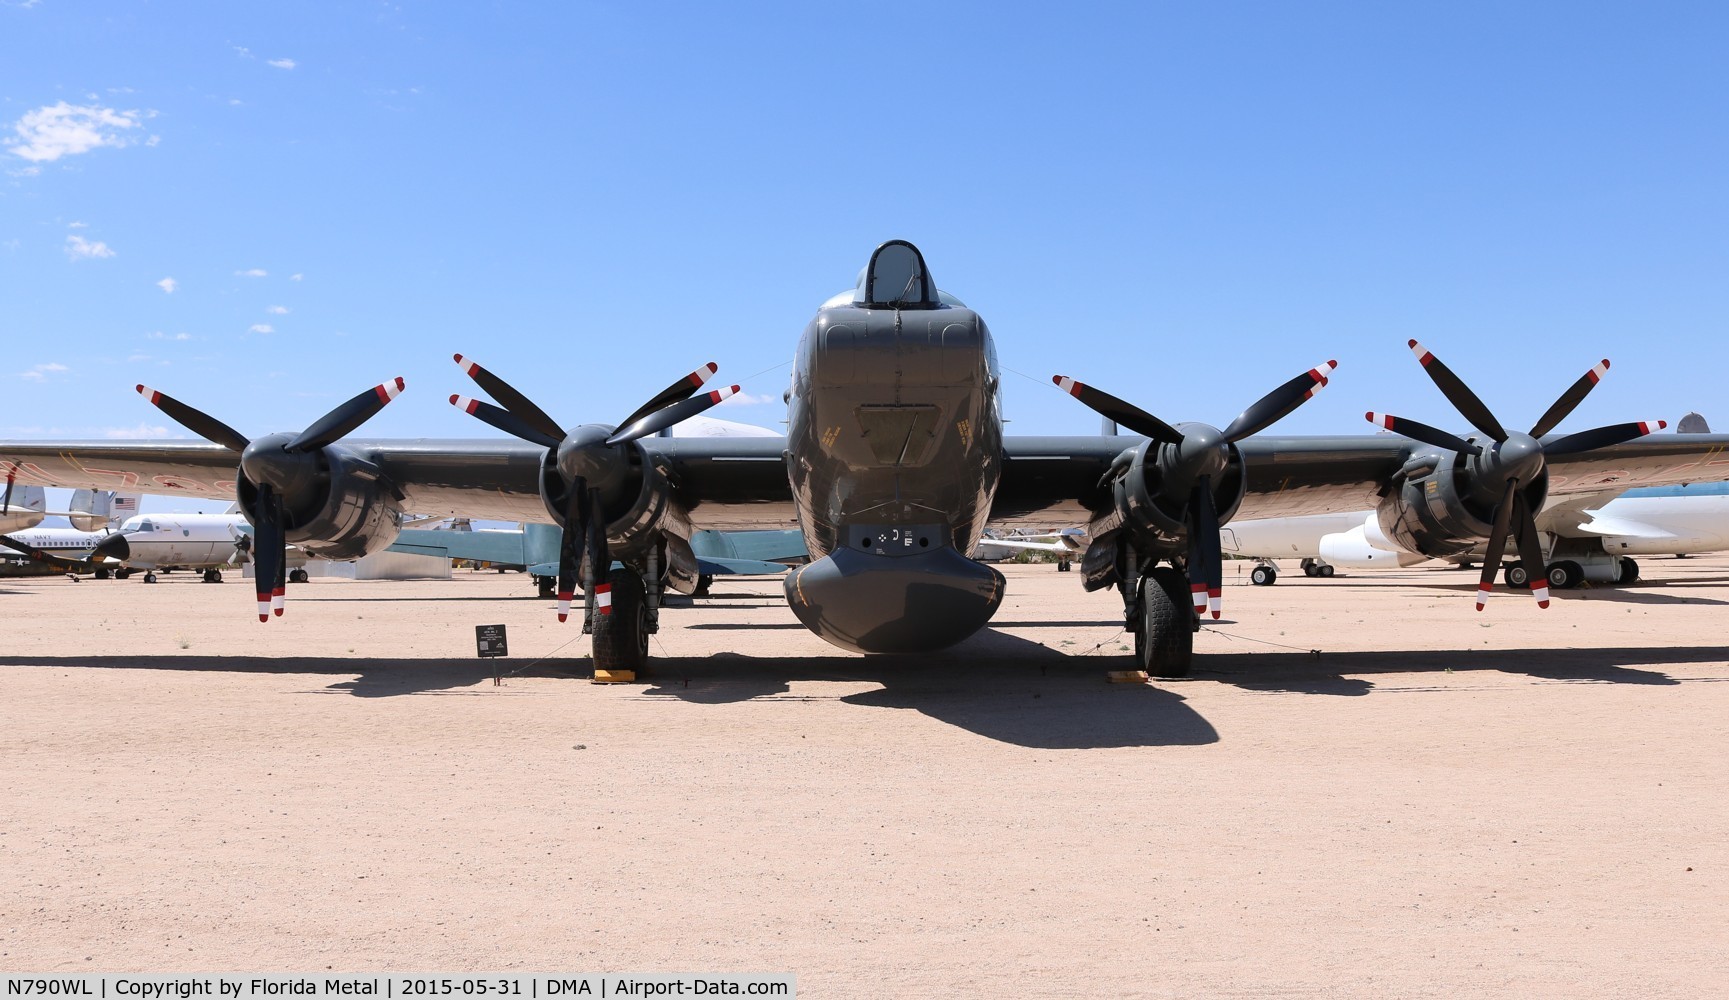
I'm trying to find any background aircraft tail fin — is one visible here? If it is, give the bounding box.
[1678,412,1711,434]
[66,490,142,531]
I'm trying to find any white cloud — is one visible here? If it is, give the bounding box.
[289,272,303,281]
[104,422,172,439]
[67,220,88,228]
[65,234,115,260]
[234,46,253,59]
[6,102,147,163]
[146,331,193,341]
[156,276,177,293]
[248,323,275,334]
[266,304,289,315]
[235,267,267,277]
[267,58,296,70]
[19,362,69,381]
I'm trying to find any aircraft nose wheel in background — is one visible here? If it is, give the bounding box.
[1250,564,1278,586]
[202,569,223,583]
[143,571,157,584]
[289,568,309,584]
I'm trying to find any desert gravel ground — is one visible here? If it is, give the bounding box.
[2,556,1726,997]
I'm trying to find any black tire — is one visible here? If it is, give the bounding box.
[143,572,157,584]
[1547,560,1584,590]
[1618,557,1640,584]
[536,576,556,600]
[94,567,111,580]
[592,567,649,675]
[203,569,222,583]
[289,568,310,584]
[114,568,132,580]
[1138,566,1193,679]
[1250,565,1276,586]
[693,574,713,597]
[1504,562,1528,588]
[1318,564,1336,578]
[1303,562,1318,578]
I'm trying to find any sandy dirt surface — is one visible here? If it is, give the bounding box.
[2,556,1726,997]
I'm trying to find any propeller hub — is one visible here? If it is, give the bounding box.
[240,433,322,498]
[1480,431,1545,484]
[1172,424,1230,481]
[556,425,628,487]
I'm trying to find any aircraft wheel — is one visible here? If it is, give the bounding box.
[1317,564,1335,578]
[203,569,222,583]
[143,572,158,584]
[592,567,649,675]
[536,576,556,600]
[289,568,310,584]
[114,568,132,580]
[94,567,111,580]
[1504,562,1528,588]
[1250,565,1277,587]
[1138,567,1193,679]
[1547,560,1584,590]
[693,574,713,597]
[1618,557,1640,584]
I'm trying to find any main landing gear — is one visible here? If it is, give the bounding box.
[1503,555,1639,591]
[1121,556,1198,679]
[202,568,223,583]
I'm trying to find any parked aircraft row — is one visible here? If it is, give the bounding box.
[6,240,1728,678]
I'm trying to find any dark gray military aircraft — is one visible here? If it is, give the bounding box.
[5,240,1728,676]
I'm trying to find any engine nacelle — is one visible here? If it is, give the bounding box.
[1318,519,1429,569]
[537,440,685,564]
[1114,433,1247,549]
[1375,450,1547,559]
[236,444,402,561]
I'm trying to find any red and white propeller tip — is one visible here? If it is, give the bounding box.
[1586,359,1610,384]
[1636,420,1668,436]
[1365,411,1394,429]
[453,353,481,376]
[136,384,163,406]
[1305,360,1338,398]
[372,377,406,402]
[705,384,742,405]
[450,394,481,414]
[556,589,574,623]
[1407,339,1436,367]
[687,362,720,387]
[1052,375,1084,397]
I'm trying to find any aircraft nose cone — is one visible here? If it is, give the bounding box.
[92,533,130,563]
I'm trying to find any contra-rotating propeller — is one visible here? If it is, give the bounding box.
[134,378,407,621]
[448,354,738,622]
[1367,341,1664,610]
[1053,359,1337,619]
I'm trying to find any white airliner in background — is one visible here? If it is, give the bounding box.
[0,486,140,533]
[1225,481,1729,589]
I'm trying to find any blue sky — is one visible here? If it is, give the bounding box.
[3,2,1724,516]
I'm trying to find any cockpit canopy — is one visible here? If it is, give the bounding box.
[820,240,967,311]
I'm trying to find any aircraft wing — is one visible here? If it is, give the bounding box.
[7,431,1729,536]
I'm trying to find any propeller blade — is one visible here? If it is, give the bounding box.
[616,362,720,430]
[1512,491,1551,609]
[453,354,565,442]
[1542,419,1666,457]
[555,484,586,623]
[606,385,741,446]
[450,395,562,449]
[1476,480,1519,611]
[251,485,281,622]
[1529,359,1610,438]
[1220,360,1337,442]
[272,517,288,618]
[286,378,406,453]
[1184,489,1208,618]
[2,469,13,513]
[1193,477,1224,619]
[136,384,250,452]
[1406,340,1507,441]
[1052,376,1183,445]
[588,488,613,618]
[1364,412,1482,455]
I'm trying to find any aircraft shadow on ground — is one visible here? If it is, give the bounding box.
[638,627,1217,750]
[1194,644,1728,695]
[1415,582,1729,607]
